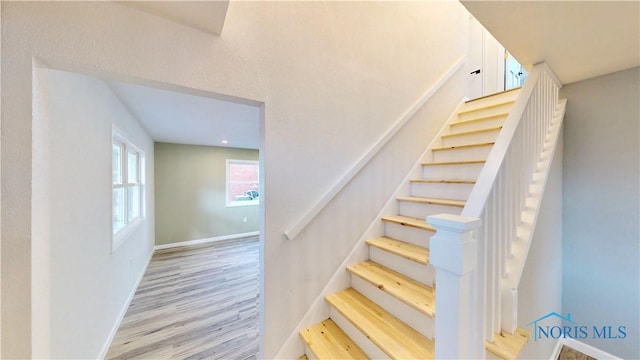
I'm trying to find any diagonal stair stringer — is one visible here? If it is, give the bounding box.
[273,98,468,359]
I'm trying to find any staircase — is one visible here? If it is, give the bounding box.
[298,88,530,360]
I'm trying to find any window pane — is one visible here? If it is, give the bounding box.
[128,151,138,183]
[112,143,122,184]
[227,161,259,205]
[230,163,259,182]
[128,185,140,221]
[229,182,259,203]
[113,188,126,233]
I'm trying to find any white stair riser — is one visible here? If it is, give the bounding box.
[461,90,520,112]
[383,222,433,247]
[411,182,474,201]
[486,349,501,360]
[329,307,388,359]
[449,116,506,133]
[441,128,501,147]
[432,145,493,162]
[422,162,484,179]
[350,275,434,339]
[303,344,319,360]
[458,102,514,122]
[369,246,434,286]
[398,201,462,219]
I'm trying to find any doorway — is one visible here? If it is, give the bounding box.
[468,16,527,99]
[31,65,265,359]
[505,51,528,90]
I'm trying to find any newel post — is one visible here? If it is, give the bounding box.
[427,214,483,359]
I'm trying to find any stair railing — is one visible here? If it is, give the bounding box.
[429,62,563,358]
[462,61,562,337]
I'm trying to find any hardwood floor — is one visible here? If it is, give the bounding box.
[106,237,260,360]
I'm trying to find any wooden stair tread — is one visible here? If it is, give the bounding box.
[396,196,465,207]
[347,261,434,317]
[485,328,530,360]
[381,215,435,232]
[440,125,502,138]
[366,237,429,265]
[300,319,369,360]
[450,112,509,127]
[465,87,521,103]
[432,142,494,152]
[410,178,476,184]
[458,100,515,115]
[326,288,434,360]
[422,160,485,167]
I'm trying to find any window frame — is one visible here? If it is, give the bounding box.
[226,159,260,207]
[112,126,145,252]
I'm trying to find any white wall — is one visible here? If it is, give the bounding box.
[517,134,563,359]
[561,67,639,359]
[32,59,53,359]
[43,69,154,358]
[0,2,468,357]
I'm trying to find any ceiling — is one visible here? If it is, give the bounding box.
[111,1,258,150]
[109,81,261,150]
[462,1,640,84]
[108,1,637,150]
[117,1,229,35]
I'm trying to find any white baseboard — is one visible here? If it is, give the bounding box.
[154,231,260,251]
[550,338,622,360]
[98,247,154,359]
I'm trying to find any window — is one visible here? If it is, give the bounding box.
[226,159,259,207]
[112,128,145,249]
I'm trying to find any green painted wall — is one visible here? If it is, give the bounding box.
[154,142,259,246]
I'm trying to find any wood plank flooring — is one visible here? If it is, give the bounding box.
[106,237,260,360]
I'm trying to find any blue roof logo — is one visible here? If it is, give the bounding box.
[527,312,576,341]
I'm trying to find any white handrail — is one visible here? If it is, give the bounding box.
[284,56,466,240]
[460,62,563,336]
